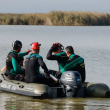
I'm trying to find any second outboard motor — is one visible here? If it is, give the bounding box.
[60,71,82,97]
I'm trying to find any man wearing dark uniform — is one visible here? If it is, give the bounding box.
[5,40,30,81]
[46,43,68,78]
[25,42,54,87]
[61,46,86,83]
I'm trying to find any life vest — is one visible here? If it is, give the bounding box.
[5,51,19,75]
[25,53,44,83]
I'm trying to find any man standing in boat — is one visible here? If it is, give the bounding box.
[46,43,68,78]
[5,40,30,81]
[25,42,54,86]
[61,46,86,83]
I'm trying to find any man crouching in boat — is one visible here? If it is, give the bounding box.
[5,40,30,81]
[25,42,54,87]
[61,46,86,83]
[46,43,68,78]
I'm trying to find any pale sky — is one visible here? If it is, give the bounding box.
[0,0,110,13]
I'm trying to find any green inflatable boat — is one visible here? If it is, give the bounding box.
[0,69,110,98]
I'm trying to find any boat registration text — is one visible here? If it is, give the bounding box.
[0,83,17,90]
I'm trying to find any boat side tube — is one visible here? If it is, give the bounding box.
[82,82,110,98]
[0,72,57,98]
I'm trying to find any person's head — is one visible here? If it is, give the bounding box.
[65,46,74,57]
[30,42,41,54]
[18,57,24,66]
[52,43,64,54]
[12,40,22,53]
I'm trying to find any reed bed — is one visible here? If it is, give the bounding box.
[0,11,110,25]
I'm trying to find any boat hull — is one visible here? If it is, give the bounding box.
[0,70,110,98]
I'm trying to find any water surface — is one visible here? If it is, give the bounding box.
[0,26,110,110]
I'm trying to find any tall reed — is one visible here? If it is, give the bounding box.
[0,11,110,25]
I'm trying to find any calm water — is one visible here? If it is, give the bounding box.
[0,26,110,110]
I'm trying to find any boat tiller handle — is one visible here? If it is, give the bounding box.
[50,74,59,82]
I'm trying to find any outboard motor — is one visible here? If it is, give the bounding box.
[60,71,82,97]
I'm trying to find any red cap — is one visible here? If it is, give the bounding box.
[31,42,41,50]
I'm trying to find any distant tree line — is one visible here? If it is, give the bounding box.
[0,11,110,26]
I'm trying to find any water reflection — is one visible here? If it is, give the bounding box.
[84,106,110,110]
[4,95,86,110]
[0,92,110,110]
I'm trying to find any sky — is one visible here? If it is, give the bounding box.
[0,0,110,13]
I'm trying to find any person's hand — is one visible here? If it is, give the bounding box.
[26,50,31,54]
[44,70,51,78]
[45,75,50,79]
[51,44,58,51]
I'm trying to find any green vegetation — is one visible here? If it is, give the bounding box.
[0,11,110,26]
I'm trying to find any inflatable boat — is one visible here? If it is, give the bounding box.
[0,69,110,99]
